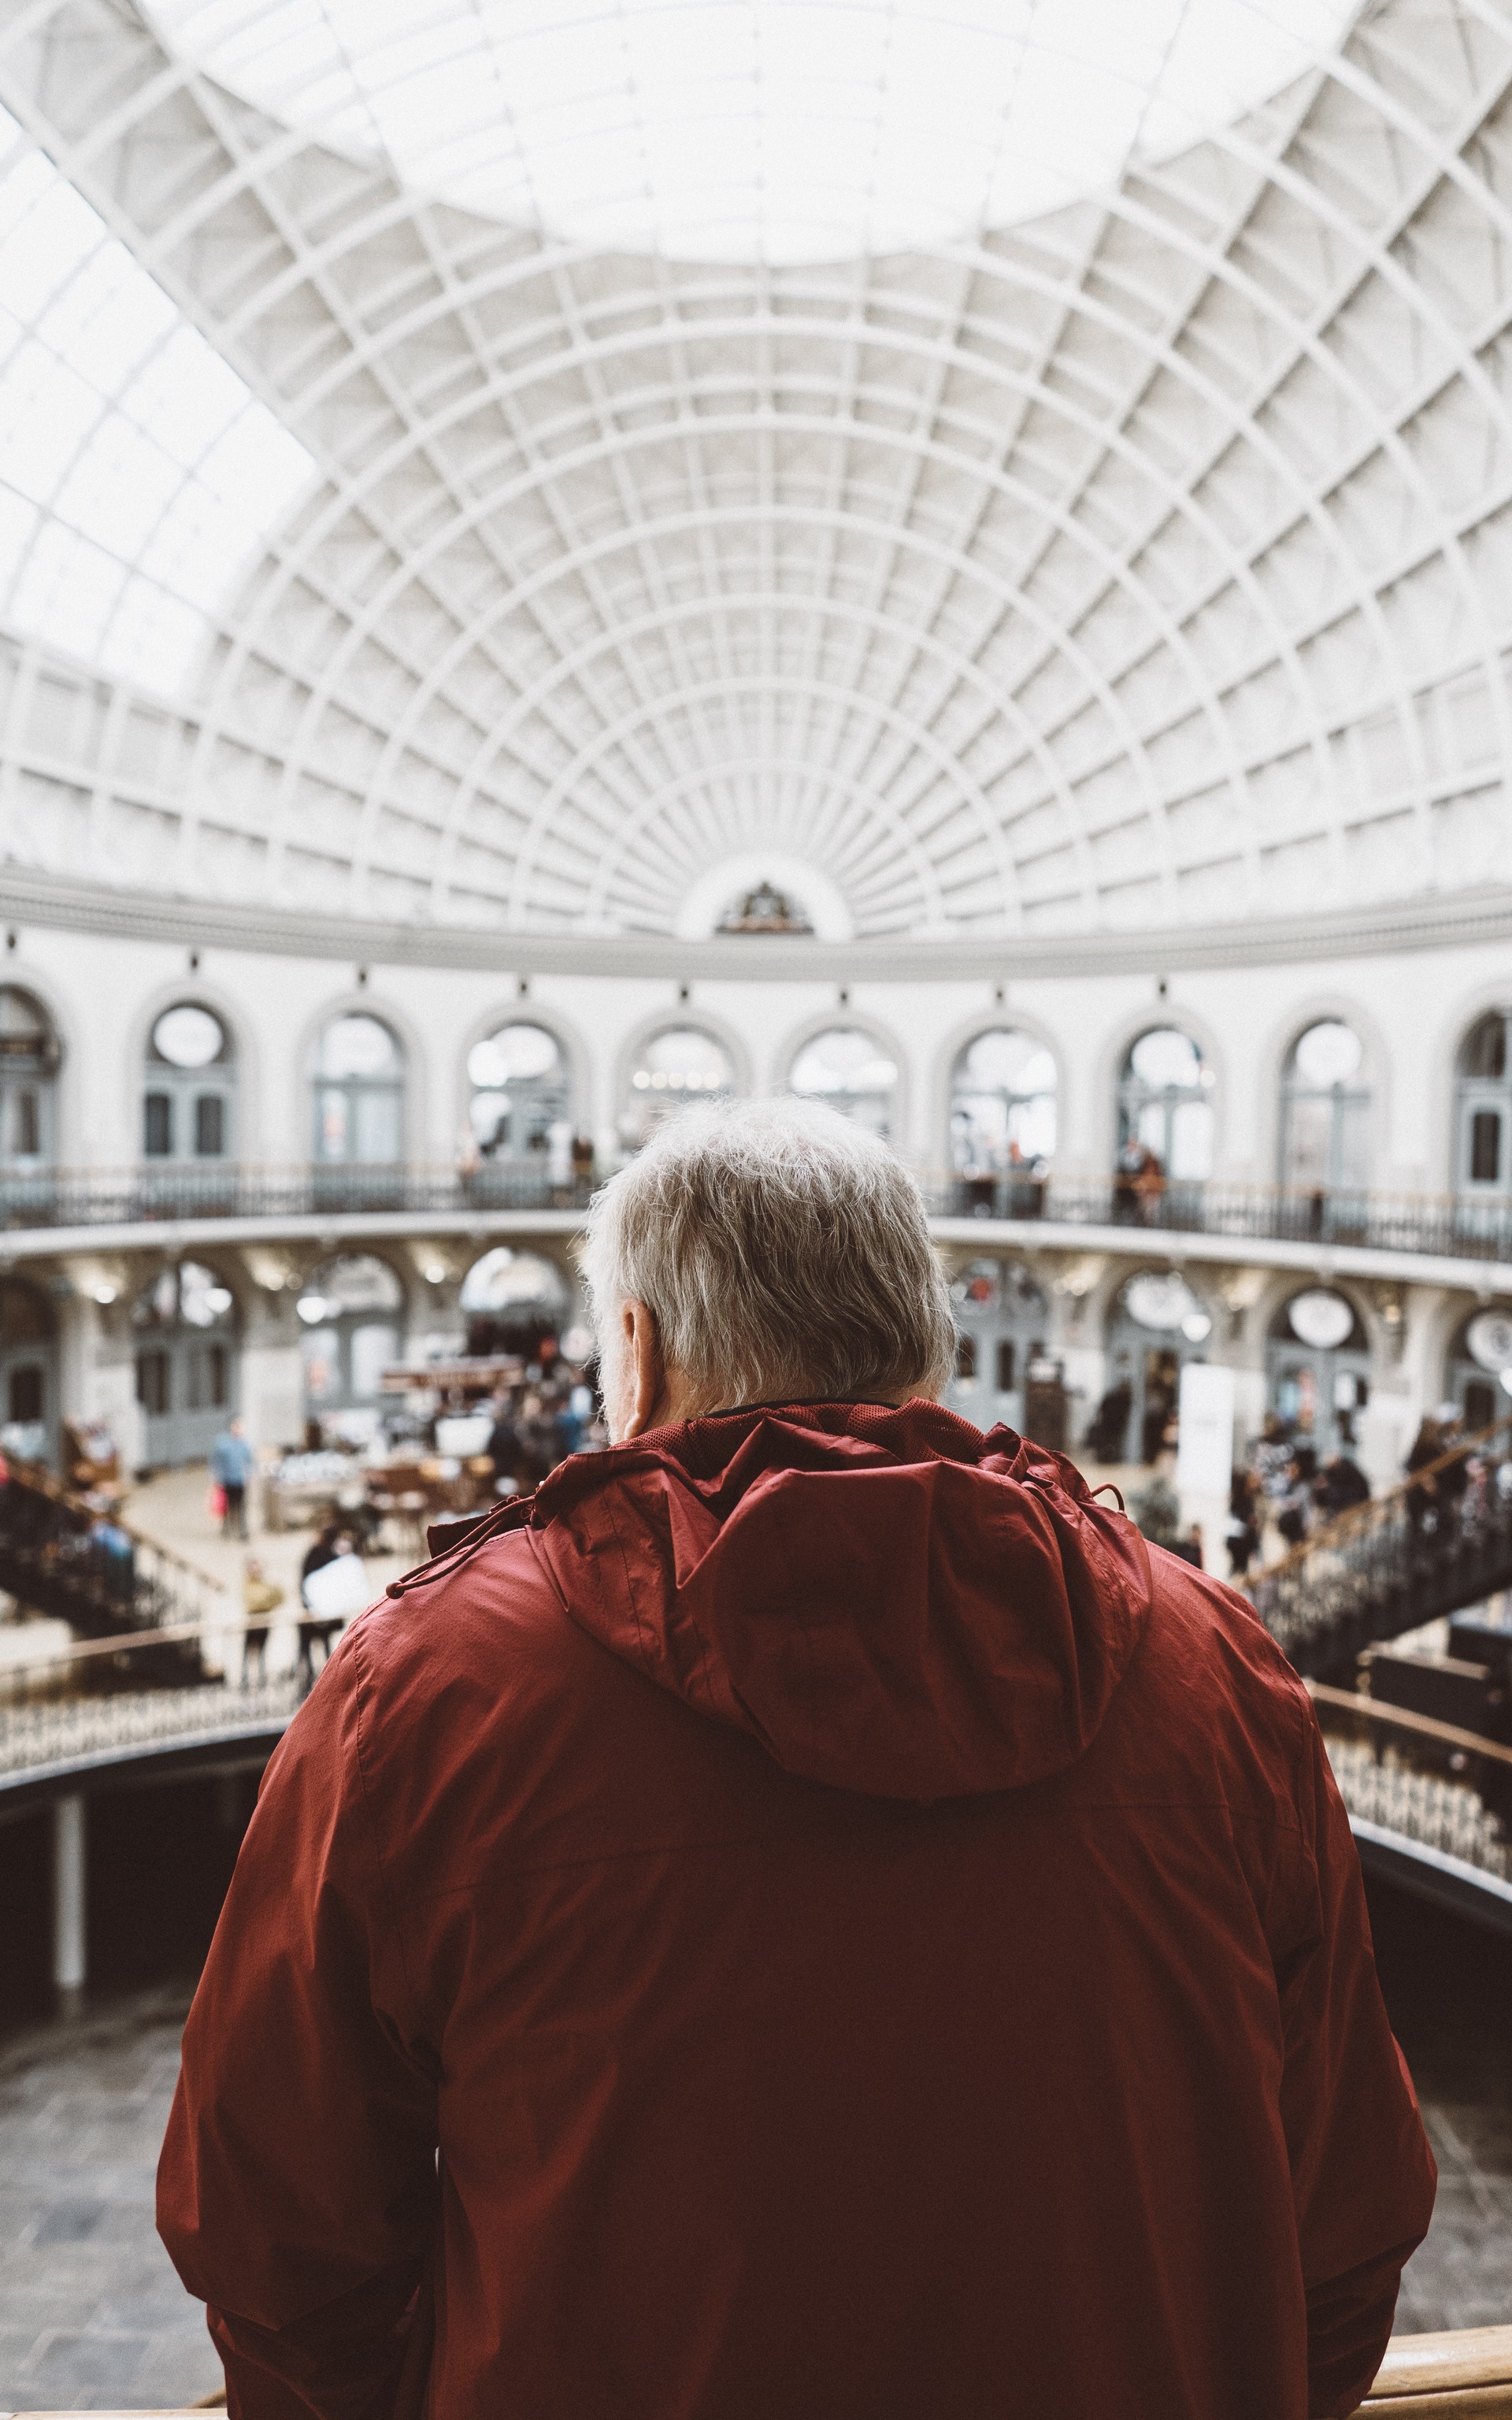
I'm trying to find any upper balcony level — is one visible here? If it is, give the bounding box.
[0,1163,1508,1292]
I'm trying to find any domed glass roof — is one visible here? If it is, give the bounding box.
[144,0,1353,262]
[0,0,1505,947]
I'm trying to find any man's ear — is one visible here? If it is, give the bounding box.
[622,1299,668,1439]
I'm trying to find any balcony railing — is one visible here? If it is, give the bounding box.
[1247,1415,1512,1677]
[925,1172,1512,1263]
[0,1161,1505,1264]
[1310,1682,1512,1891]
[0,1161,598,1230]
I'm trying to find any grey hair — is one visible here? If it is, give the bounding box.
[582,1096,955,1414]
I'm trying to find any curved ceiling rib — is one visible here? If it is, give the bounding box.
[0,0,1507,942]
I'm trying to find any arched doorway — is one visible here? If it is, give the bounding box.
[467,1022,573,1185]
[946,1259,1049,1431]
[788,1026,899,1138]
[949,1029,1057,1213]
[297,1255,406,1428]
[0,1276,57,1463]
[1279,1021,1370,1199]
[622,1026,735,1148]
[132,1261,238,1467]
[143,1002,236,1165]
[1444,1306,1512,1435]
[1104,1270,1215,1464]
[459,1249,571,1359]
[311,1013,405,1204]
[1266,1288,1371,1461]
[1114,1029,1214,1216]
[1455,1009,1512,1195]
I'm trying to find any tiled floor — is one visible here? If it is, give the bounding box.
[0,1985,222,2414]
[0,1906,1507,2412]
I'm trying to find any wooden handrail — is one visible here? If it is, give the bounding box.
[1308,1680,1512,1771]
[1354,2323,1512,2408]
[1247,1412,1512,1590]
[6,2330,1512,2417]
[3,1457,225,1595]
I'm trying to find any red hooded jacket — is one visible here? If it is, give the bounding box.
[158,1402,1435,2419]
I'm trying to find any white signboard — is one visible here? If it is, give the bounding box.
[1176,1361,1236,1496]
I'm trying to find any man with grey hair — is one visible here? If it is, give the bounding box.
[161,1098,1433,2420]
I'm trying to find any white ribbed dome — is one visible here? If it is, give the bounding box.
[0,0,1507,941]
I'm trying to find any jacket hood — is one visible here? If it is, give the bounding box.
[528,1400,1151,1802]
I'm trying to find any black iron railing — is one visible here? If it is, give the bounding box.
[923,1174,1512,1263]
[0,1162,1506,1264]
[1247,1416,1512,1677]
[0,1461,223,1651]
[0,1162,598,1230]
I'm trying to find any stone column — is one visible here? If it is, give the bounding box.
[53,1790,86,2017]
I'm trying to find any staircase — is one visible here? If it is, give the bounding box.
[0,1460,220,1683]
[1247,1415,1512,1680]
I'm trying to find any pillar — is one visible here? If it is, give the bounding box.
[53,1790,86,2017]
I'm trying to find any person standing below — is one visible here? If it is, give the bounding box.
[161,1100,1434,2420]
[209,1415,255,1540]
[241,1557,284,1691]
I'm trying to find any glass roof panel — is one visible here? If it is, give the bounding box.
[147,0,1358,263]
[0,106,313,696]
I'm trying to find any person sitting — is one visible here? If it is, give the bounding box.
[159,1099,1434,2420]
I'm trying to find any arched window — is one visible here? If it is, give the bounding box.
[1455,1009,1511,1193]
[460,1247,570,1358]
[132,1260,238,1467]
[1101,1269,1214,1464]
[1280,1020,1369,1193]
[313,1014,403,1164]
[950,1030,1057,1173]
[0,1275,55,1461]
[1266,1286,1370,1458]
[788,1027,898,1138]
[947,1259,1048,1419]
[1445,1305,1512,1435]
[297,1254,405,1424]
[0,986,58,1167]
[467,1023,572,1171]
[144,1003,235,1161]
[1117,1028,1213,1182]
[624,1026,735,1145]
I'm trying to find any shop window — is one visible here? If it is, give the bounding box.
[313,1014,404,1164]
[950,1029,1057,1173]
[789,1027,899,1139]
[1280,1020,1369,1193]
[1456,1011,1512,1193]
[0,987,58,1167]
[146,1003,235,1163]
[468,1022,571,1169]
[624,1026,735,1146]
[1116,1028,1213,1184]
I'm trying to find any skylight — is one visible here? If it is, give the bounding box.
[148,0,1357,264]
[0,106,313,698]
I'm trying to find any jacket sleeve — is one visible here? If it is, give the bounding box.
[157,1629,438,2420]
[1277,1706,1437,2419]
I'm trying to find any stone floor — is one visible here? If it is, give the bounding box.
[0,1985,222,2413]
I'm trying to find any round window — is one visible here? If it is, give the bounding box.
[1285,1290,1356,1350]
[1122,1272,1205,1334]
[152,1004,225,1068]
[1466,1309,1512,1374]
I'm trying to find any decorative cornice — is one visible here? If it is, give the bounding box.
[2,868,1511,982]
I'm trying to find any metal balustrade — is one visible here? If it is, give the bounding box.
[1310,1684,1512,1896]
[1247,1417,1512,1679]
[0,1461,224,1649]
[0,1163,1506,1266]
